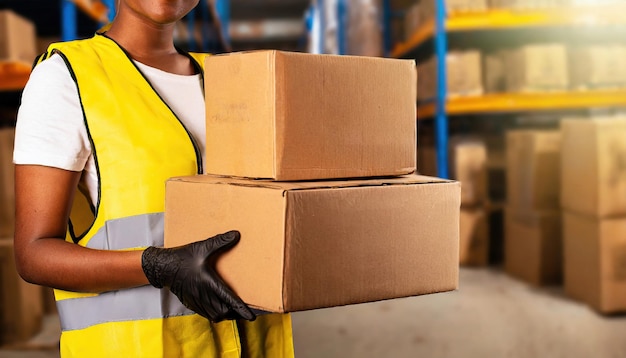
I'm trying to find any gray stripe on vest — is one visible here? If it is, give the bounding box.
[86,212,166,250]
[57,285,195,331]
[58,213,195,331]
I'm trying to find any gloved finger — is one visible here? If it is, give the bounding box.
[209,275,256,321]
[205,230,241,254]
[188,280,231,322]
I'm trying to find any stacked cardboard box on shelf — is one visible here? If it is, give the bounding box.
[504,130,562,286]
[418,133,505,266]
[569,45,626,90]
[418,50,483,100]
[450,137,489,266]
[503,44,569,93]
[404,0,488,41]
[164,51,461,314]
[0,10,37,64]
[561,117,626,314]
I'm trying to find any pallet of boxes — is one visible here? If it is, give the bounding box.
[504,129,562,286]
[164,51,461,313]
[561,115,626,314]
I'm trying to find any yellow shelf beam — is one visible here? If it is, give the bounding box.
[417,90,626,119]
[0,62,31,92]
[392,5,626,58]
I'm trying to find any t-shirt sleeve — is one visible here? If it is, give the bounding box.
[13,54,91,172]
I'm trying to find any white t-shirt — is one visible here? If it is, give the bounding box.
[14,54,206,208]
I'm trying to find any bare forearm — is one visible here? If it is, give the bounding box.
[14,165,150,293]
[17,237,149,293]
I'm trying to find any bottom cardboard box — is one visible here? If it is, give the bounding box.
[165,174,460,313]
[564,212,626,314]
[505,209,562,286]
[0,239,43,345]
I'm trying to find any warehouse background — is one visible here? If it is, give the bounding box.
[2,0,626,357]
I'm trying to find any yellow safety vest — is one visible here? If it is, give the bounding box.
[37,33,294,358]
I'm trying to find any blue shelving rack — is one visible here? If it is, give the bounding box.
[433,0,448,179]
[383,0,449,179]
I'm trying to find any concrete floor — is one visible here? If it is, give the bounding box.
[3,267,626,358]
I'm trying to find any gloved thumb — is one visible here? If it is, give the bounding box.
[205,230,241,254]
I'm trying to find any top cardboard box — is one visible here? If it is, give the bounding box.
[561,117,626,217]
[204,50,417,181]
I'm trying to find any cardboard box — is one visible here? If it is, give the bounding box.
[450,137,487,207]
[204,51,417,181]
[447,50,484,98]
[569,45,626,90]
[504,44,569,92]
[417,56,437,100]
[563,212,626,314]
[459,208,489,266]
[483,50,506,94]
[561,117,626,217]
[0,128,15,238]
[505,209,562,286]
[0,10,37,64]
[165,174,460,313]
[418,51,483,100]
[0,239,43,344]
[506,130,561,212]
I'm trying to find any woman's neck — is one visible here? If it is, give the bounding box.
[106,19,195,75]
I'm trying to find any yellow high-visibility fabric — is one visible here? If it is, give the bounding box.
[40,34,293,357]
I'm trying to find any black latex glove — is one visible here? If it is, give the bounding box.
[141,230,255,323]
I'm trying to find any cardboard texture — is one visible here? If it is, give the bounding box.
[504,44,568,92]
[204,51,417,181]
[561,118,626,218]
[505,209,562,286]
[450,137,487,207]
[0,239,43,344]
[506,130,561,213]
[563,212,626,314]
[165,174,460,313]
[0,128,15,238]
[0,10,36,64]
[459,208,489,266]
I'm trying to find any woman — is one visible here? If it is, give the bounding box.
[13,0,293,356]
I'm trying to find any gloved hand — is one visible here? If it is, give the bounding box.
[141,230,255,322]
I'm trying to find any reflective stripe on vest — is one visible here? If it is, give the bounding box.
[56,213,195,331]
